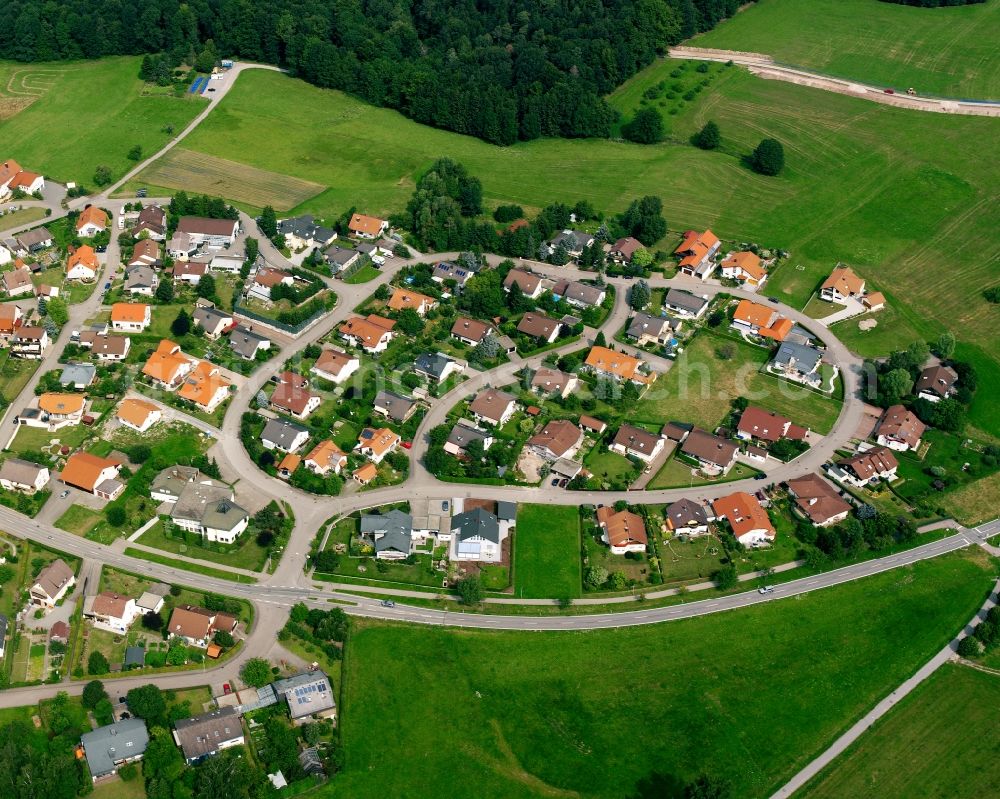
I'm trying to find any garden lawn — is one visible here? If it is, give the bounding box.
[647,455,760,490]
[582,447,635,485]
[342,264,382,284]
[803,663,1000,799]
[136,521,268,572]
[122,548,257,584]
[0,56,205,186]
[692,0,1000,100]
[512,504,581,599]
[54,504,102,538]
[0,206,46,233]
[634,331,842,434]
[90,773,148,799]
[331,548,994,799]
[0,355,40,403]
[942,470,1000,527]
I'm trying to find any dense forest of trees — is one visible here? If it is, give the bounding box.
[0,0,754,145]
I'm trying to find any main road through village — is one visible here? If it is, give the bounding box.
[2,62,998,768]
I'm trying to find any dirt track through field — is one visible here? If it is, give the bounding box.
[670,47,1000,117]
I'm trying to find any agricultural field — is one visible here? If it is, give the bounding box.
[633,330,842,434]
[332,548,994,799]
[693,0,1000,100]
[512,504,581,599]
[0,205,47,233]
[137,148,325,212]
[803,663,1000,798]
[0,56,205,187]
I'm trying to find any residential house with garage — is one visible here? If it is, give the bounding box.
[674,229,720,279]
[110,303,151,332]
[875,405,925,451]
[432,261,478,288]
[83,332,131,361]
[530,367,577,399]
[469,388,518,427]
[128,239,161,269]
[626,313,682,347]
[732,300,793,341]
[833,446,899,487]
[551,280,605,309]
[60,452,124,500]
[360,509,415,560]
[28,393,86,429]
[278,215,337,250]
[270,372,321,419]
[83,591,141,634]
[356,427,401,463]
[444,421,493,457]
[272,671,338,724]
[452,506,505,562]
[609,423,664,463]
[177,361,232,413]
[15,227,53,254]
[387,287,436,316]
[143,340,195,389]
[517,312,561,344]
[771,341,823,386]
[303,440,348,476]
[59,363,97,390]
[339,314,396,353]
[152,466,249,544]
[720,251,766,287]
[681,428,739,475]
[76,206,109,238]
[0,159,44,198]
[528,419,583,461]
[324,244,361,272]
[247,266,292,303]
[81,719,149,782]
[261,418,310,453]
[786,474,852,527]
[712,491,776,547]
[665,498,711,536]
[66,245,99,281]
[451,317,496,347]
[820,265,865,302]
[0,458,50,494]
[0,303,23,339]
[915,364,958,403]
[413,351,463,383]
[503,269,544,299]
[310,348,360,385]
[736,406,808,445]
[597,506,647,555]
[29,559,75,608]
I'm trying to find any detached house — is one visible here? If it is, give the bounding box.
[432,261,478,288]
[278,215,337,250]
[820,266,865,302]
[2,268,33,298]
[81,719,149,782]
[167,605,237,648]
[712,492,775,547]
[116,398,161,433]
[503,269,544,299]
[736,406,808,444]
[247,266,292,302]
[528,419,583,461]
[60,452,124,500]
[10,326,49,359]
[175,216,239,247]
[665,498,711,536]
[387,287,436,316]
[66,245,99,281]
[15,227,53,254]
[835,447,899,487]
[0,303,22,339]
[720,251,766,287]
[681,429,739,475]
[83,591,141,634]
[76,206,109,237]
[177,361,232,413]
[83,333,131,361]
[915,364,958,403]
[270,372,321,419]
[261,418,310,453]
[131,205,167,240]
[0,159,44,198]
[124,265,158,296]
[584,346,654,385]
[373,391,417,423]
[0,458,50,494]
[663,288,709,318]
[110,302,151,332]
[192,303,234,339]
[530,367,577,399]
[444,421,493,457]
[552,280,605,308]
[452,507,504,562]
[732,300,792,341]
[29,559,75,608]
[875,405,925,451]
[339,314,396,353]
[597,506,647,555]
[626,313,682,347]
[771,341,823,385]
[356,427,401,463]
[413,352,463,383]
[310,348,360,384]
[517,313,561,344]
[451,317,496,346]
[348,213,388,239]
[609,236,643,264]
[229,326,271,361]
[128,239,161,268]
[143,340,194,389]
[609,424,664,463]
[674,229,720,279]
[304,440,348,476]
[173,708,245,765]
[469,388,518,427]
[786,474,852,527]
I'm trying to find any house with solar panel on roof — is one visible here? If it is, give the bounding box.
[272,671,337,725]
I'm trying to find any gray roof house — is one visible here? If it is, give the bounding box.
[193,304,234,338]
[278,215,336,248]
[626,313,681,346]
[272,671,337,723]
[373,390,417,423]
[772,341,822,377]
[432,261,478,287]
[552,280,605,308]
[360,509,415,559]
[81,718,150,781]
[413,352,462,382]
[663,288,709,318]
[548,229,594,256]
[261,418,310,452]
[444,420,493,456]
[229,325,271,360]
[453,507,502,561]
[59,362,97,389]
[124,265,158,294]
[324,244,361,270]
[172,707,245,764]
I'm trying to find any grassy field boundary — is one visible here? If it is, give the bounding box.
[123,547,257,584]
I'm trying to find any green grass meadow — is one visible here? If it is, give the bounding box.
[512,504,581,599]
[803,663,1000,798]
[692,0,1000,100]
[0,56,205,186]
[331,548,994,799]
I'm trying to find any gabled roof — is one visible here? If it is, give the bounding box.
[348,213,386,236]
[531,367,573,394]
[627,312,673,340]
[60,452,118,491]
[312,348,356,377]
[517,313,560,339]
[821,266,865,296]
[0,458,47,487]
[664,288,708,315]
[504,269,542,294]
[611,237,642,258]
[142,340,192,384]
[585,346,650,382]
[786,473,852,524]
[665,498,709,529]
[528,419,582,458]
[116,398,159,428]
[173,707,242,761]
[67,244,99,272]
[339,314,395,348]
[304,440,346,470]
[76,205,108,231]
[611,423,660,455]
[596,506,647,548]
[261,418,309,449]
[737,406,792,443]
[452,507,500,543]
[712,492,775,538]
[839,446,899,480]
[413,351,457,380]
[271,377,318,416]
[374,390,416,422]
[357,427,401,457]
[469,388,516,424]
[876,405,925,449]
[176,216,238,237]
[681,428,739,468]
[915,364,958,398]
[387,287,435,312]
[446,420,490,452]
[111,302,149,324]
[177,361,231,408]
[733,299,776,329]
[32,559,74,599]
[721,251,764,280]
[451,316,493,343]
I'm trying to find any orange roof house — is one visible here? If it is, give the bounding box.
[712,491,775,546]
[177,361,232,412]
[731,300,792,340]
[720,251,765,284]
[9,170,42,191]
[596,506,648,553]
[353,462,378,484]
[356,427,401,463]
[304,440,348,475]
[674,229,721,277]
[116,398,161,431]
[348,213,387,238]
[820,266,865,301]
[0,159,23,187]
[60,451,122,497]
[758,317,793,341]
[584,346,654,384]
[142,340,194,387]
[38,393,85,416]
[66,245,99,279]
[110,302,151,329]
[339,314,396,352]
[387,287,436,316]
[76,205,109,234]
